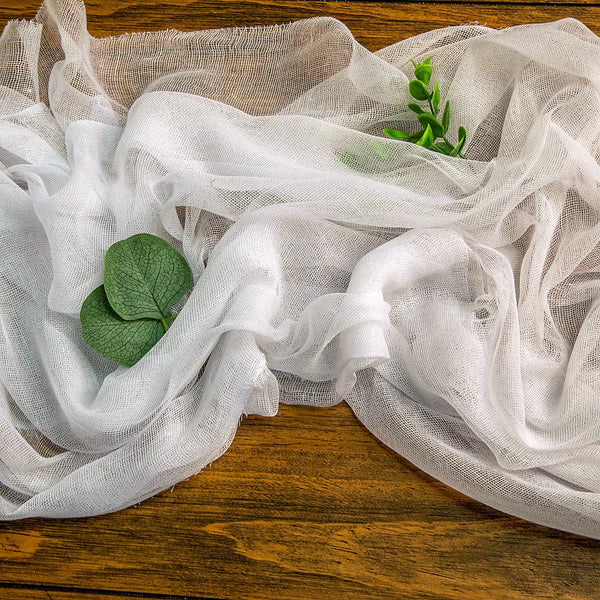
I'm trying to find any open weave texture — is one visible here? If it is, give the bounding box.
[2,0,600,537]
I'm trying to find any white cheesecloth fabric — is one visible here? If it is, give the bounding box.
[2,0,600,538]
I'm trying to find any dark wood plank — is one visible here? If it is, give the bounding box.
[1,403,600,600]
[0,590,140,600]
[1,1,600,50]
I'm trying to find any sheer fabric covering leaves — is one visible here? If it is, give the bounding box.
[2,0,600,538]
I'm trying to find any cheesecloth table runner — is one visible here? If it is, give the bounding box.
[2,0,600,538]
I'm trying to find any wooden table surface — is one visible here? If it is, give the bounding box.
[2,1,600,599]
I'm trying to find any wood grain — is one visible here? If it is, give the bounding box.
[0,590,133,600]
[1,2,600,600]
[1,1,600,50]
[2,403,600,600]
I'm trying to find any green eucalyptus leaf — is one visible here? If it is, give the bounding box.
[414,64,433,86]
[407,103,424,115]
[80,285,165,367]
[441,100,451,134]
[338,151,359,168]
[416,124,434,148]
[417,113,444,137]
[408,130,426,141]
[104,233,192,321]
[370,140,388,156]
[449,143,462,157]
[337,151,370,172]
[383,128,410,140]
[449,126,467,157]
[431,82,441,114]
[408,79,430,101]
[436,141,454,154]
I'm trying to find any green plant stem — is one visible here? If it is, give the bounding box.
[427,97,466,159]
[427,97,437,116]
[160,313,179,332]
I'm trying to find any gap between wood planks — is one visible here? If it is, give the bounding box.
[0,581,224,600]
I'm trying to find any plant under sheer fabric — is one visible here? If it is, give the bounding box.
[1,0,600,538]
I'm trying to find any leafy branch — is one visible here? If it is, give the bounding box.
[384,56,467,158]
[80,233,192,367]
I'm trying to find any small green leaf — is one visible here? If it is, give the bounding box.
[417,113,444,138]
[416,125,434,148]
[449,126,467,157]
[414,64,433,86]
[441,100,451,134]
[431,82,441,114]
[410,59,418,69]
[104,233,192,321]
[408,130,426,141]
[407,103,424,115]
[80,285,165,367]
[383,128,411,140]
[338,152,360,169]
[449,143,462,157]
[436,141,454,154]
[408,79,430,101]
[423,56,432,65]
[370,140,388,156]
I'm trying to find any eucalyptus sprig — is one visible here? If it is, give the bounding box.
[80,233,192,367]
[384,56,467,158]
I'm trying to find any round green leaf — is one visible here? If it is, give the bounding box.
[338,152,361,171]
[417,113,444,137]
[80,285,165,367]
[104,233,192,321]
[414,64,432,86]
[408,79,430,101]
[370,140,388,156]
[407,103,424,115]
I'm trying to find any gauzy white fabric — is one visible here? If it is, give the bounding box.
[1,0,600,537]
